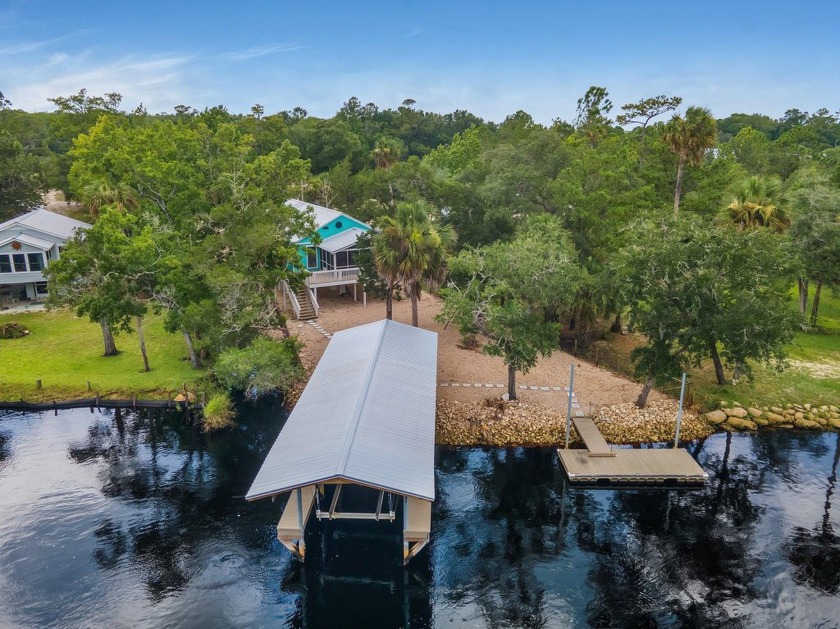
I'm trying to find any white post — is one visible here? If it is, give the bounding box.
[564,364,575,448]
[363,291,367,307]
[674,372,687,448]
[354,283,357,302]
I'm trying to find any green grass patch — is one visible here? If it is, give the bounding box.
[595,288,840,411]
[0,309,206,402]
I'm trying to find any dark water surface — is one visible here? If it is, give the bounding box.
[1,404,839,628]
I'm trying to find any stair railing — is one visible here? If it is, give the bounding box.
[281,280,302,319]
[307,287,320,318]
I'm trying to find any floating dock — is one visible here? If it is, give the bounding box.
[558,416,708,487]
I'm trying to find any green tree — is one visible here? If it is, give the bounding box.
[616,94,682,166]
[0,130,46,219]
[615,218,798,404]
[45,208,157,360]
[437,219,582,399]
[789,185,840,326]
[662,106,717,216]
[371,200,455,326]
[574,86,613,146]
[214,337,303,398]
[80,179,139,217]
[722,175,789,232]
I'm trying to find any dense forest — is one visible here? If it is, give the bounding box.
[1,87,838,412]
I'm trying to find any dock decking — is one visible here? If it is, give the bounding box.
[559,416,708,487]
[558,447,708,486]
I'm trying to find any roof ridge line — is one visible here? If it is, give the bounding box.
[334,320,389,476]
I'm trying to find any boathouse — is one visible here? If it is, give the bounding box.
[246,319,438,564]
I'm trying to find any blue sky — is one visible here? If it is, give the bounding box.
[2,0,839,123]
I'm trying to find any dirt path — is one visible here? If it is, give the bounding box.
[288,288,667,413]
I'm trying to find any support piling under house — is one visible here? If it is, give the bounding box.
[246,319,438,565]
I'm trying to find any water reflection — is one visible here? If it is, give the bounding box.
[785,432,840,595]
[2,406,840,627]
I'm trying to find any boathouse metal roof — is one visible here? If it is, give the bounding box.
[245,319,438,502]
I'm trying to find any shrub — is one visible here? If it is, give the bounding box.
[202,392,235,432]
[214,336,304,398]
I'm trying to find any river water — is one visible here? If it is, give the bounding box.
[0,403,839,628]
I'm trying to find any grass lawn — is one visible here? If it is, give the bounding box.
[596,288,840,411]
[0,309,206,402]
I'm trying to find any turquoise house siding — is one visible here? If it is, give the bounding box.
[297,214,369,271]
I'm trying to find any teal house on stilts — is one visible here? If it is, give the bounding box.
[281,199,371,320]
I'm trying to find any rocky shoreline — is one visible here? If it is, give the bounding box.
[703,402,840,432]
[436,398,712,447]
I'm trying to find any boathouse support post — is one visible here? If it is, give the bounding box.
[674,372,687,448]
[564,364,575,448]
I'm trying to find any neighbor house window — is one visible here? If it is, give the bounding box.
[27,253,44,271]
[12,254,27,272]
[0,254,10,273]
[306,250,317,268]
[35,282,48,295]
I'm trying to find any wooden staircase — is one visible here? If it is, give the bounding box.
[295,286,317,320]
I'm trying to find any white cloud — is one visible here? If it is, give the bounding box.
[7,54,196,113]
[225,43,302,61]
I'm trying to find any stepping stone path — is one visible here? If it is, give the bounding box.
[437,381,587,417]
[307,320,332,339]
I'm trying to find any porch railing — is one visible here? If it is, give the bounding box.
[305,267,360,286]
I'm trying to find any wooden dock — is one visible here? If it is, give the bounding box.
[558,417,707,487]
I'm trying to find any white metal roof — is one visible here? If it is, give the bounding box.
[318,227,366,253]
[0,233,55,250]
[0,207,90,239]
[285,199,343,229]
[246,319,438,502]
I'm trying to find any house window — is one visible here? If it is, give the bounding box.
[35,282,49,295]
[12,254,27,272]
[306,250,317,269]
[27,253,45,271]
[0,254,10,273]
[335,221,343,229]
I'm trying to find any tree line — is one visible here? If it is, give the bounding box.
[1,87,838,410]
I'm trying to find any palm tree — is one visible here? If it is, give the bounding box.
[662,106,717,217]
[371,137,404,206]
[372,201,455,326]
[723,175,789,232]
[370,136,403,170]
[81,180,139,217]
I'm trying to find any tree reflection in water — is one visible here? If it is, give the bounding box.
[586,432,764,628]
[0,430,10,470]
[66,403,285,602]
[51,411,840,626]
[785,432,840,595]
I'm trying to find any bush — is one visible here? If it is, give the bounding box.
[214,336,303,398]
[202,392,235,432]
[0,322,29,339]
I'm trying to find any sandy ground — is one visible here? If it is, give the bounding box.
[289,287,667,414]
[42,190,82,214]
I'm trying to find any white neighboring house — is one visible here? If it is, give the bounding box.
[0,207,91,304]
